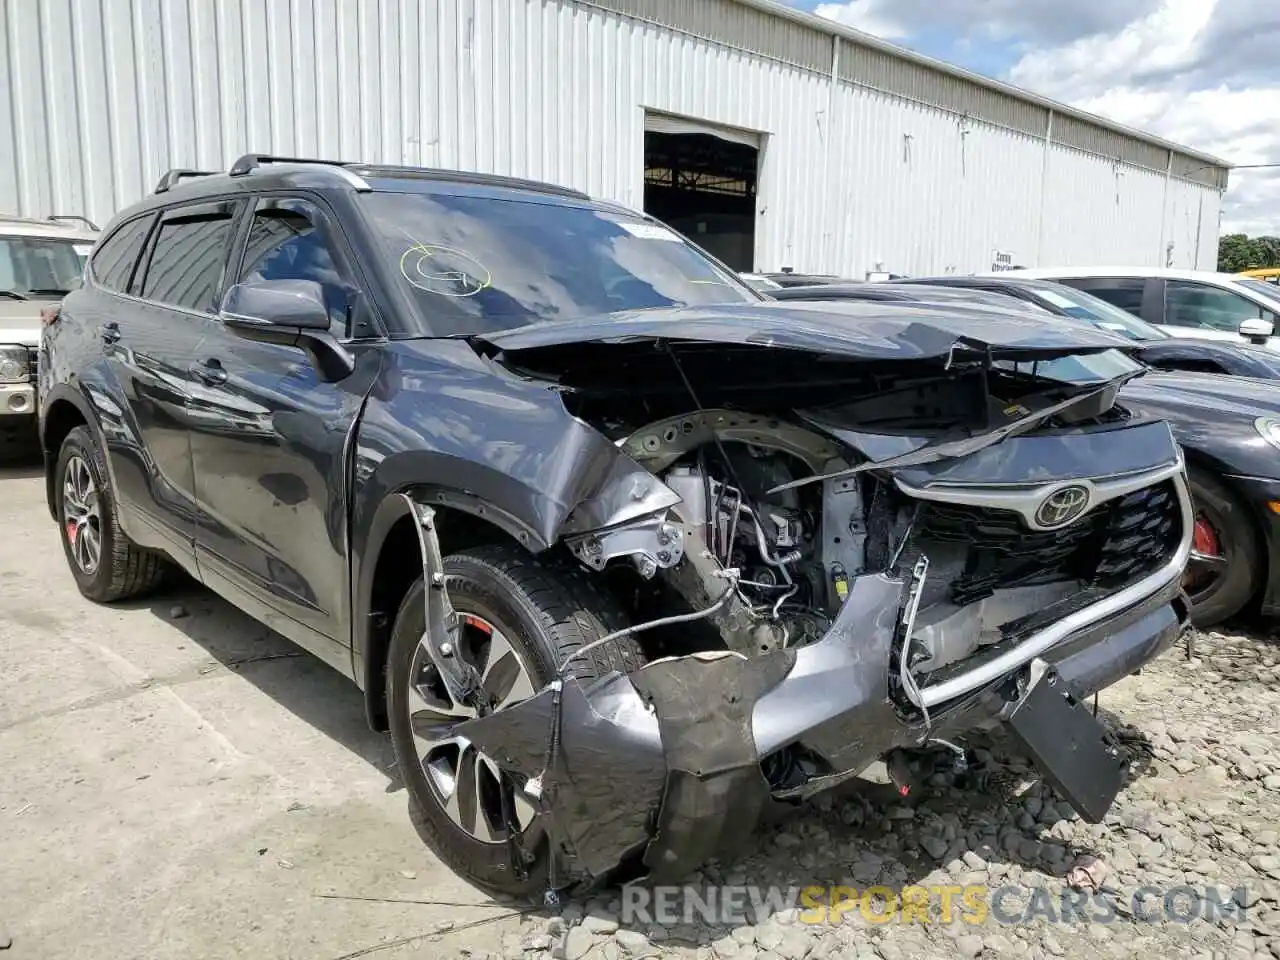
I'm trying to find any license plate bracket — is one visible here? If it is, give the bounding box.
[1003,660,1127,823]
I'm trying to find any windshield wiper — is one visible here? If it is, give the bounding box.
[25,288,72,297]
[0,291,29,301]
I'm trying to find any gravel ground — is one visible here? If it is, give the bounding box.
[3,451,1279,960]
[509,627,1280,960]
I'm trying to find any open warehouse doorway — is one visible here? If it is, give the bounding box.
[642,113,761,272]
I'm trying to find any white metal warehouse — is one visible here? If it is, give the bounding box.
[2,0,1231,276]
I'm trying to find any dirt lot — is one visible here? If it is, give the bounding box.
[3,454,1280,960]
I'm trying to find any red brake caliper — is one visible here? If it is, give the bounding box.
[66,520,78,547]
[459,614,491,635]
[1193,518,1220,557]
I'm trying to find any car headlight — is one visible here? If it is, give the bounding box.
[0,345,28,383]
[1255,416,1280,451]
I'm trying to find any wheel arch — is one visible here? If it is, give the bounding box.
[1181,450,1271,615]
[354,485,540,731]
[40,385,99,522]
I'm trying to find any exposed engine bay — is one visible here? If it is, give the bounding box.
[567,406,1100,700]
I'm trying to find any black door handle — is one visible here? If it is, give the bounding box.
[99,322,121,344]
[189,358,228,386]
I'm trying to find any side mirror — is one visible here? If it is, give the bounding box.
[218,279,355,381]
[220,279,331,333]
[1239,316,1275,343]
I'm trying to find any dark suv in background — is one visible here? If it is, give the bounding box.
[41,155,1193,899]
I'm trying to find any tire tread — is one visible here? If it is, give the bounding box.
[386,541,643,898]
[59,426,167,602]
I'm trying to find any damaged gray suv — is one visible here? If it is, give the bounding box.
[40,156,1192,900]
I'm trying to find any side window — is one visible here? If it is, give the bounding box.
[138,204,241,312]
[1164,281,1262,332]
[236,198,360,338]
[1059,278,1144,317]
[91,216,154,293]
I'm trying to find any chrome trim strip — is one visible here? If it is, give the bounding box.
[894,458,1185,532]
[260,162,372,191]
[918,463,1192,708]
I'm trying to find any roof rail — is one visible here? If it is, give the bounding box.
[228,153,371,190]
[154,169,219,194]
[47,214,100,231]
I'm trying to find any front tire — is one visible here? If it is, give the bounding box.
[386,543,642,898]
[54,425,167,602]
[1184,466,1260,627]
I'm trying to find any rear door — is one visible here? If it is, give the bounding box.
[185,194,378,672]
[88,201,244,561]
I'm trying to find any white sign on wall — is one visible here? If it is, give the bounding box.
[991,250,1017,271]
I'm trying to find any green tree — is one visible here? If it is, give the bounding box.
[1218,233,1267,272]
[1255,235,1280,265]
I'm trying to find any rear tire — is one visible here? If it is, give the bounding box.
[54,425,167,602]
[386,543,642,898]
[1185,466,1260,627]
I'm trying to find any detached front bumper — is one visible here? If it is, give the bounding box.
[457,474,1194,888]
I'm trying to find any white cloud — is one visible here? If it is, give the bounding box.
[808,0,1159,45]
[811,1,909,40]
[1007,0,1280,234]
[808,0,1280,236]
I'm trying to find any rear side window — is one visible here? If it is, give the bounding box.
[138,205,240,312]
[1058,278,1144,317]
[91,216,153,293]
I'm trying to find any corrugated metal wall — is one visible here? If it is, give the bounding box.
[1,0,1224,274]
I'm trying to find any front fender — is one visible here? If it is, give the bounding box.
[348,340,683,696]
[350,340,679,549]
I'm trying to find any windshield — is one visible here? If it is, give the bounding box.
[0,235,89,296]
[359,191,760,335]
[1237,278,1280,304]
[1027,284,1167,341]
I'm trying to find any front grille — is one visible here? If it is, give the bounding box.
[913,479,1181,607]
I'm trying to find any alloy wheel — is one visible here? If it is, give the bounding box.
[62,454,102,575]
[405,613,540,844]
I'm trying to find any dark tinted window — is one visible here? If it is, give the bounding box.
[1059,278,1144,317]
[139,207,238,312]
[358,190,758,336]
[237,199,357,337]
[1164,281,1262,331]
[91,217,152,293]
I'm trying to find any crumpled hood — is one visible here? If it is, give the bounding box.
[477,301,1135,361]
[0,301,42,346]
[1122,369,1280,419]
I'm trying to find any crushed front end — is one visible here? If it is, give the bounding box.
[441,309,1193,894]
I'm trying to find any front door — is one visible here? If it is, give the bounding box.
[187,195,378,673]
[1159,279,1280,350]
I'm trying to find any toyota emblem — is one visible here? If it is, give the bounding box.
[1034,485,1091,528]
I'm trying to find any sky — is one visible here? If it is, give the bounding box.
[789,0,1280,237]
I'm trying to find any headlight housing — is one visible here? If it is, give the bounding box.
[0,345,28,383]
[1255,416,1280,451]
